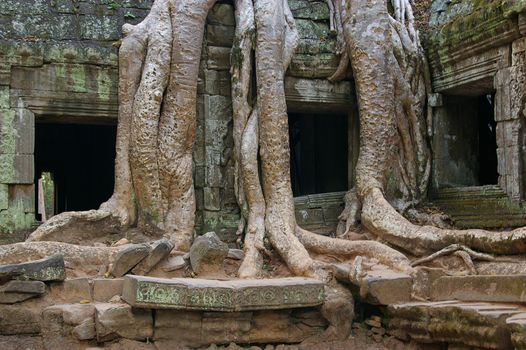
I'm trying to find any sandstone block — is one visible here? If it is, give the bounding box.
[95,303,153,342]
[190,232,229,274]
[207,4,235,26]
[0,280,45,294]
[110,244,150,277]
[92,278,124,302]
[161,255,187,272]
[0,304,42,335]
[227,249,244,260]
[431,275,526,303]
[0,292,38,304]
[42,304,95,349]
[72,319,96,341]
[122,275,325,311]
[132,239,174,275]
[49,277,92,303]
[0,253,66,282]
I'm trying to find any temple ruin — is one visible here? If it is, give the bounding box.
[1,0,526,349]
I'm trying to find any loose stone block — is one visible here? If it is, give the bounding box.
[190,232,229,274]
[110,244,150,277]
[122,275,325,311]
[132,239,174,275]
[0,253,66,282]
[95,303,153,342]
[431,275,526,303]
[0,280,45,294]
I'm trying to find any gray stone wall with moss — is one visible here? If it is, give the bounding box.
[0,0,347,243]
[427,0,526,228]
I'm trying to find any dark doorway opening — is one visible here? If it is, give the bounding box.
[477,93,498,185]
[289,113,348,197]
[34,123,117,220]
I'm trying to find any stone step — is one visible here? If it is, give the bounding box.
[431,275,526,303]
[388,300,526,350]
[122,275,325,311]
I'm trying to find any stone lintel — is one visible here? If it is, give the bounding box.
[122,275,325,312]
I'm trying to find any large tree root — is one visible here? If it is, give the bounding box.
[27,0,217,251]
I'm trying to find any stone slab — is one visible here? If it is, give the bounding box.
[0,280,45,294]
[431,275,526,303]
[0,253,65,281]
[132,239,174,275]
[360,269,413,305]
[122,275,325,312]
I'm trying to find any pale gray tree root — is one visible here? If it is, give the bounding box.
[327,0,526,262]
[27,0,217,252]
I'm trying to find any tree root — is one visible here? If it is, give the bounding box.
[296,226,413,274]
[411,243,495,268]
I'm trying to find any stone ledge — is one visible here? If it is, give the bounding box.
[122,275,325,312]
[431,275,526,303]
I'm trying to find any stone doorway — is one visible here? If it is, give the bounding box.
[34,122,117,220]
[288,112,348,197]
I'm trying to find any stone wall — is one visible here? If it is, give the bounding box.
[427,0,526,227]
[0,0,352,242]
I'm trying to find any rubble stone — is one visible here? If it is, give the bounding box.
[110,244,150,277]
[95,303,153,342]
[189,232,229,274]
[132,239,174,275]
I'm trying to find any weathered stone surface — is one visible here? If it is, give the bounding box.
[0,304,42,335]
[122,275,325,311]
[358,270,412,305]
[132,239,174,275]
[227,249,244,260]
[110,244,150,277]
[190,232,229,274]
[41,304,95,350]
[72,319,96,341]
[388,301,521,349]
[48,277,92,303]
[154,308,327,348]
[94,303,153,342]
[92,278,123,302]
[0,253,65,281]
[161,255,187,272]
[0,292,37,304]
[431,275,526,303]
[0,280,45,294]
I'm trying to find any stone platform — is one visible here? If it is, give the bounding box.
[388,300,526,349]
[122,275,325,311]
